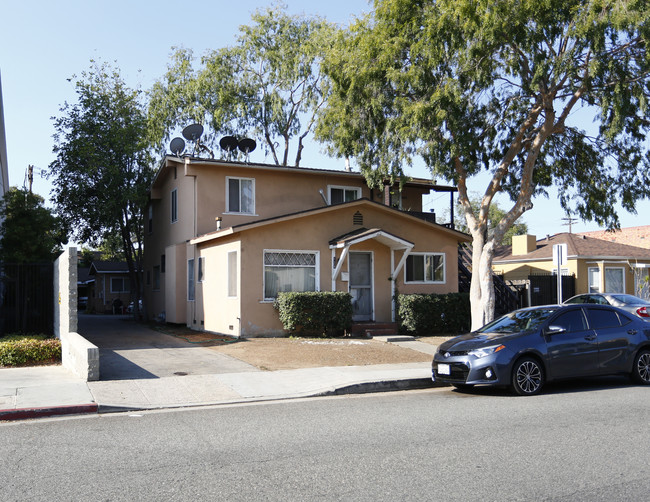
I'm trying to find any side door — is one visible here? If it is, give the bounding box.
[585,307,635,374]
[544,308,599,379]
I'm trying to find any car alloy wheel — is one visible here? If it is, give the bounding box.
[632,350,650,385]
[512,358,544,396]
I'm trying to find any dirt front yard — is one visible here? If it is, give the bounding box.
[152,324,452,371]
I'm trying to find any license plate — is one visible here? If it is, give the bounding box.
[438,363,450,375]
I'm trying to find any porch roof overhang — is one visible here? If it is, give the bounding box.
[328,227,414,251]
[329,228,414,288]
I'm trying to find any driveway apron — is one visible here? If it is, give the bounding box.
[78,315,259,380]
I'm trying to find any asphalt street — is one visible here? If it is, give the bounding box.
[2,378,648,501]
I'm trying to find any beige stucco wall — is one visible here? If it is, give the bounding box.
[144,157,449,327]
[194,203,463,336]
[196,240,242,336]
[164,243,187,323]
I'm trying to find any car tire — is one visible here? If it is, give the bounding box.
[631,349,650,385]
[512,357,544,396]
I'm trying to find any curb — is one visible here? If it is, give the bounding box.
[0,403,98,421]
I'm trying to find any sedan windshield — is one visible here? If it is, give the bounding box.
[480,308,558,334]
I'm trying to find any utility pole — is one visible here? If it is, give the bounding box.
[27,164,34,193]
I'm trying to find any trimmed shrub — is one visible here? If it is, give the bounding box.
[274,291,353,337]
[0,335,62,367]
[398,293,470,335]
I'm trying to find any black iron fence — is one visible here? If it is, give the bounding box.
[457,244,519,316]
[528,273,576,306]
[0,262,54,336]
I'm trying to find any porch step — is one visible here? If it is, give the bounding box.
[350,322,400,339]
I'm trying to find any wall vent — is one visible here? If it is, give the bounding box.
[353,211,363,226]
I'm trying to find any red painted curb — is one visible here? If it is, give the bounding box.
[0,403,98,421]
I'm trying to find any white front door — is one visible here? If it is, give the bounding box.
[349,252,373,321]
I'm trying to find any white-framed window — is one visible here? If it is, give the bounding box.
[188,259,195,301]
[263,250,319,300]
[228,251,237,298]
[198,257,205,283]
[111,277,130,293]
[226,177,255,214]
[405,253,445,284]
[171,188,178,223]
[588,267,601,293]
[605,267,625,293]
[328,185,361,205]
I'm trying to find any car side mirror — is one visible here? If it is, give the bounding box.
[546,325,566,335]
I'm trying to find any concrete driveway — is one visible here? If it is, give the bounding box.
[78,314,259,381]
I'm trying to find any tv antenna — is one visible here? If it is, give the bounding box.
[181,123,213,158]
[562,215,579,233]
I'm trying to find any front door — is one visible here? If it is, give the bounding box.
[349,252,373,321]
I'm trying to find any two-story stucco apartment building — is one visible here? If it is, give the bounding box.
[144,155,470,336]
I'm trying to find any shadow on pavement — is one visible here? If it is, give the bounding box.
[78,314,259,381]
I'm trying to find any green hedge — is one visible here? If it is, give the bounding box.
[398,293,471,335]
[0,335,62,367]
[274,291,353,337]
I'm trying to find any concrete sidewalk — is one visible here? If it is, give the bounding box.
[0,336,441,421]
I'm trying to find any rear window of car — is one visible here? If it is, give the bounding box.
[586,308,621,328]
[610,294,646,305]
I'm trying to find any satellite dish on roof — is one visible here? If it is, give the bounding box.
[219,136,238,152]
[170,137,185,156]
[182,123,204,142]
[238,138,257,154]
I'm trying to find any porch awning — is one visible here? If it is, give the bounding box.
[329,228,414,289]
[329,227,414,251]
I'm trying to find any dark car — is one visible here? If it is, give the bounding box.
[431,304,650,395]
[564,293,650,320]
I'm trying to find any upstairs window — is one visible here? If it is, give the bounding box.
[227,177,255,214]
[329,186,361,205]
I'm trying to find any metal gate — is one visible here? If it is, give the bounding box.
[528,274,575,306]
[0,262,54,336]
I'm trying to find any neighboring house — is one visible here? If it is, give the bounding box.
[77,267,92,311]
[578,225,650,250]
[88,261,131,314]
[144,155,470,336]
[493,233,650,302]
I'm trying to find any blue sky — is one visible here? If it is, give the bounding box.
[1,0,648,237]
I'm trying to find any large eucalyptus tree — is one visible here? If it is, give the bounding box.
[148,5,336,166]
[317,0,650,329]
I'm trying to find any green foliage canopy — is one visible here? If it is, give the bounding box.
[317,0,650,231]
[49,61,154,301]
[317,0,650,326]
[148,5,336,166]
[0,187,67,263]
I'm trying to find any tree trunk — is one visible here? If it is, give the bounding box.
[469,233,497,331]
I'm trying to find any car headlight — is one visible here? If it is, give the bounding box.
[468,344,506,359]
